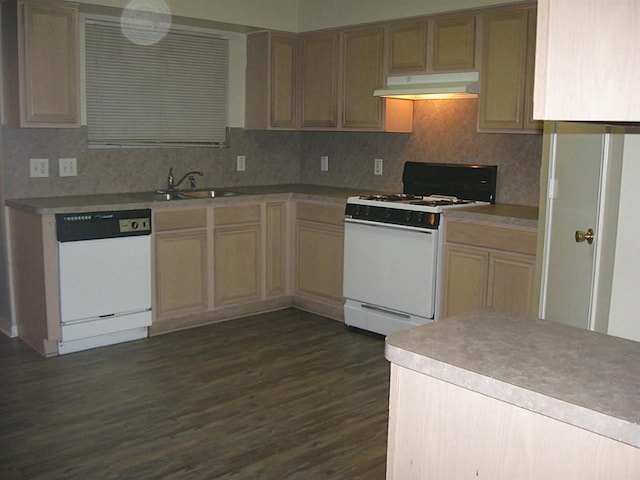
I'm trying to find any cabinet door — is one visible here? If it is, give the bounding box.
[388,21,428,74]
[534,0,640,122]
[431,15,476,72]
[155,230,208,318]
[478,8,529,131]
[523,8,543,131]
[17,1,79,127]
[214,225,262,305]
[295,222,344,305]
[265,202,288,297]
[245,31,296,129]
[342,27,384,129]
[270,34,297,128]
[487,252,535,315]
[300,32,339,128]
[441,244,488,318]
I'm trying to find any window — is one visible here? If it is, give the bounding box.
[85,20,229,147]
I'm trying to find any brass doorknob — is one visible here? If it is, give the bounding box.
[575,228,594,245]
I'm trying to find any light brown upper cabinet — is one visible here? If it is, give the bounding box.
[297,27,413,132]
[388,21,428,74]
[245,31,297,130]
[478,5,541,132]
[342,26,385,129]
[534,0,640,122]
[387,14,476,75]
[2,0,80,128]
[299,31,339,129]
[431,14,476,72]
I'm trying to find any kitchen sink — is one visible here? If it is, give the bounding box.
[128,189,240,202]
[146,188,239,201]
[178,189,238,199]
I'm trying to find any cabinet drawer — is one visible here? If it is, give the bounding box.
[296,201,344,226]
[154,208,207,232]
[446,220,536,255]
[214,204,261,226]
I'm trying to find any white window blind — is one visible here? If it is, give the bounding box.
[85,21,229,147]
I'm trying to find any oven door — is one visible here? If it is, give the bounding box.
[343,218,438,321]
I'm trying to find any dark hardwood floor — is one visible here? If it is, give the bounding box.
[0,309,390,479]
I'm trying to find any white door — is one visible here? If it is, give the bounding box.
[538,122,622,331]
[608,132,640,341]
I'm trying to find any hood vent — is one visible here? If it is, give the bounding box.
[374,72,479,100]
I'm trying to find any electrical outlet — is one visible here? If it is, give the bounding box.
[237,155,246,171]
[59,158,77,177]
[321,155,329,171]
[29,158,49,177]
[374,158,383,175]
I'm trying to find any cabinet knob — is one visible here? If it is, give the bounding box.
[575,228,594,245]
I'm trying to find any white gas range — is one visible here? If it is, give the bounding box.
[343,162,497,336]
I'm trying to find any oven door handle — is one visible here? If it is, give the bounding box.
[344,217,434,234]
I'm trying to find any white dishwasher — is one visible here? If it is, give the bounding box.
[56,209,152,355]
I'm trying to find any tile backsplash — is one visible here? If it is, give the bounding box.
[2,98,542,205]
[300,98,542,205]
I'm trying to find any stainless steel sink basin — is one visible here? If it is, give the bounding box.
[147,188,239,201]
[178,189,238,199]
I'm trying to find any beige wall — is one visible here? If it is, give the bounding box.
[77,0,301,31]
[297,0,528,31]
[77,0,529,32]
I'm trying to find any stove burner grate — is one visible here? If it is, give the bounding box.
[358,193,422,202]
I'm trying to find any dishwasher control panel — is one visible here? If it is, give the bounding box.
[119,217,151,233]
[56,209,152,242]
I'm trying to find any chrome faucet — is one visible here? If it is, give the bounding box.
[167,168,203,191]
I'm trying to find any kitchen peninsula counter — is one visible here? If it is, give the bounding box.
[385,310,640,478]
[5,184,380,215]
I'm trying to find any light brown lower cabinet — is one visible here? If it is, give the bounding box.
[441,219,536,318]
[151,200,291,334]
[213,203,262,306]
[387,364,640,479]
[442,244,489,318]
[265,202,288,297]
[153,208,209,320]
[294,201,345,320]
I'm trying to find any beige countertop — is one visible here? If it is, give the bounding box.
[5,184,380,215]
[444,203,539,229]
[385,310,640,448]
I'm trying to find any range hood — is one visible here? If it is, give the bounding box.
[374,72,479,100]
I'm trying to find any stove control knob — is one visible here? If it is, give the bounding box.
[417,212,424,223]
[405,211,412,222]
[384,208,391,219]
[364,206,370,217]
[354,205,361,216]
[131,221,139,230]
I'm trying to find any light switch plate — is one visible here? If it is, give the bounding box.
[374,158,383,175]
[59,158,77,177]
[30,158,49,177]
[321,155,329,171]
[237,155,246,171]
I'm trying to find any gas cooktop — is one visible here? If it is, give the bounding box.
[345,162,497,228]
[357,193,476,207]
